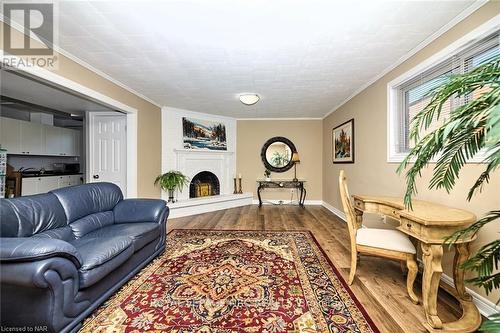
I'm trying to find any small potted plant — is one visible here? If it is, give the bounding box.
[154,170,189,203]
[264,169,271,181]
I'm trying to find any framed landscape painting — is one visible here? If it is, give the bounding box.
[332,119,354,163]
[182,117,227,150]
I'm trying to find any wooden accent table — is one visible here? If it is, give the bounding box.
[257,180,306,207]
[352,195,481,333]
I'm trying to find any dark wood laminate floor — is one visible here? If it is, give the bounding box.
[167,205,463,333]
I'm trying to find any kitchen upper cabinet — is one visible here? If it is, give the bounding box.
[60,128,77,156]
[0,117,21,153]
[45,125,80,156]
[0,117,81,156]
[74,130,81,156]
[44,125,62,155]
[20,121,44,155]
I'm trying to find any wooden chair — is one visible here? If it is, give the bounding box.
[339,170,419,304]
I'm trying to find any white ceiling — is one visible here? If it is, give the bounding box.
[48,0,477,118]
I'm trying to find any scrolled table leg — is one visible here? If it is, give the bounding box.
[421,243,443,330]
[453,242,472,302]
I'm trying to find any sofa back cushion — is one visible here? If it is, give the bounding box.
[51,182,123,223]
[32,226,75,242]
[70,211,114,238]
[0,193,68,237]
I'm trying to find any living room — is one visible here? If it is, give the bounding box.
[0,1,499,332]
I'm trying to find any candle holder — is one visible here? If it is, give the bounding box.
[238,177,243,194]
[233,178,238,194]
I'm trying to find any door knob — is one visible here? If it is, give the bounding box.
[93,175,99,179]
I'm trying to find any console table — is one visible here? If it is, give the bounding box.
[256,180,306,207]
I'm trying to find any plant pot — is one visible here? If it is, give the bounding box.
[265,177,271,181]
[168,189,175,203]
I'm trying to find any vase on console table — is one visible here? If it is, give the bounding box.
[264,169,271,182]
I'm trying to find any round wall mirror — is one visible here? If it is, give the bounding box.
[261,137,297,172]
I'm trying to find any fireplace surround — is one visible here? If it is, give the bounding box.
[162,107,252,217]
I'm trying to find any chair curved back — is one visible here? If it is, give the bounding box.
[339,170,360,244]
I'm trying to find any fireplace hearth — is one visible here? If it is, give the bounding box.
[190,171,220,198]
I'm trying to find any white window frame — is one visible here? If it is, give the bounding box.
[387,17,499,163]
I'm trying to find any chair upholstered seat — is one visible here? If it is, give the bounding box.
[356,228,416,254]
[338,170,419,304]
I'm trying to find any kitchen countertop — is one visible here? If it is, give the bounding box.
[20,172,84,178]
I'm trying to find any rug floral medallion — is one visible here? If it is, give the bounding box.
[80,230,379,333]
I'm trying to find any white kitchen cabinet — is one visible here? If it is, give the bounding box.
[0,117,81,156]
[60,128,76,156]
[22,174,83,196]
[0,117,21,153]
[69,174,83,185]
[20,121,44,155]
[74,130,81,156]
[44,125,62,155]
[44,125,80,156]
[21,178,40,196]
[57,176,71,188]
[39,177,60,193]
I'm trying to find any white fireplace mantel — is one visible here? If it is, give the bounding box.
[173,148,234,155]
[174,148,235,201]
[162,107,251,217]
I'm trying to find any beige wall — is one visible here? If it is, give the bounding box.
[0,22,162,198]
[237,120,322,201]
[322,2,500,302]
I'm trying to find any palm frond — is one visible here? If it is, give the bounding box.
[467,146,500,200]
[398,56,500,304]
[397,56,500,207]
[445,210,500,245]
[480,312,500,332]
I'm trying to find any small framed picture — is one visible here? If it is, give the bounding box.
[332,119,354,163]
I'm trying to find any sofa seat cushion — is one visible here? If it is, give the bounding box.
[70,236,133,288]
[85,223,160,252]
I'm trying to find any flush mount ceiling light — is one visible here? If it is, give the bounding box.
[239,94,260,105]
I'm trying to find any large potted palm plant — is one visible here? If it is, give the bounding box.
[397,56,499,331]
[154,170,190,203]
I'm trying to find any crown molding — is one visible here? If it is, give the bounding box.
[0,17,162,109]
[237,117,322,121]
[322,0,488,120]
[53,46,162,108]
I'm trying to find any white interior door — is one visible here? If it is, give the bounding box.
[89,113,127,194]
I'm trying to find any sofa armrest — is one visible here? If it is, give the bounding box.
[113,199,169,224]
[1,257,91,332]
[0,238,82,268]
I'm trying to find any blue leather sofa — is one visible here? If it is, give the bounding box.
[0,182,169,333]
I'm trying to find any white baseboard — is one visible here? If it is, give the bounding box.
[321,201,499,319]
[168,193,253,218]
[251,199,323,206]
[321,200,347,221]
[440,270,499,318]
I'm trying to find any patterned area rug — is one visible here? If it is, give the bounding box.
[80,230,379,333]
